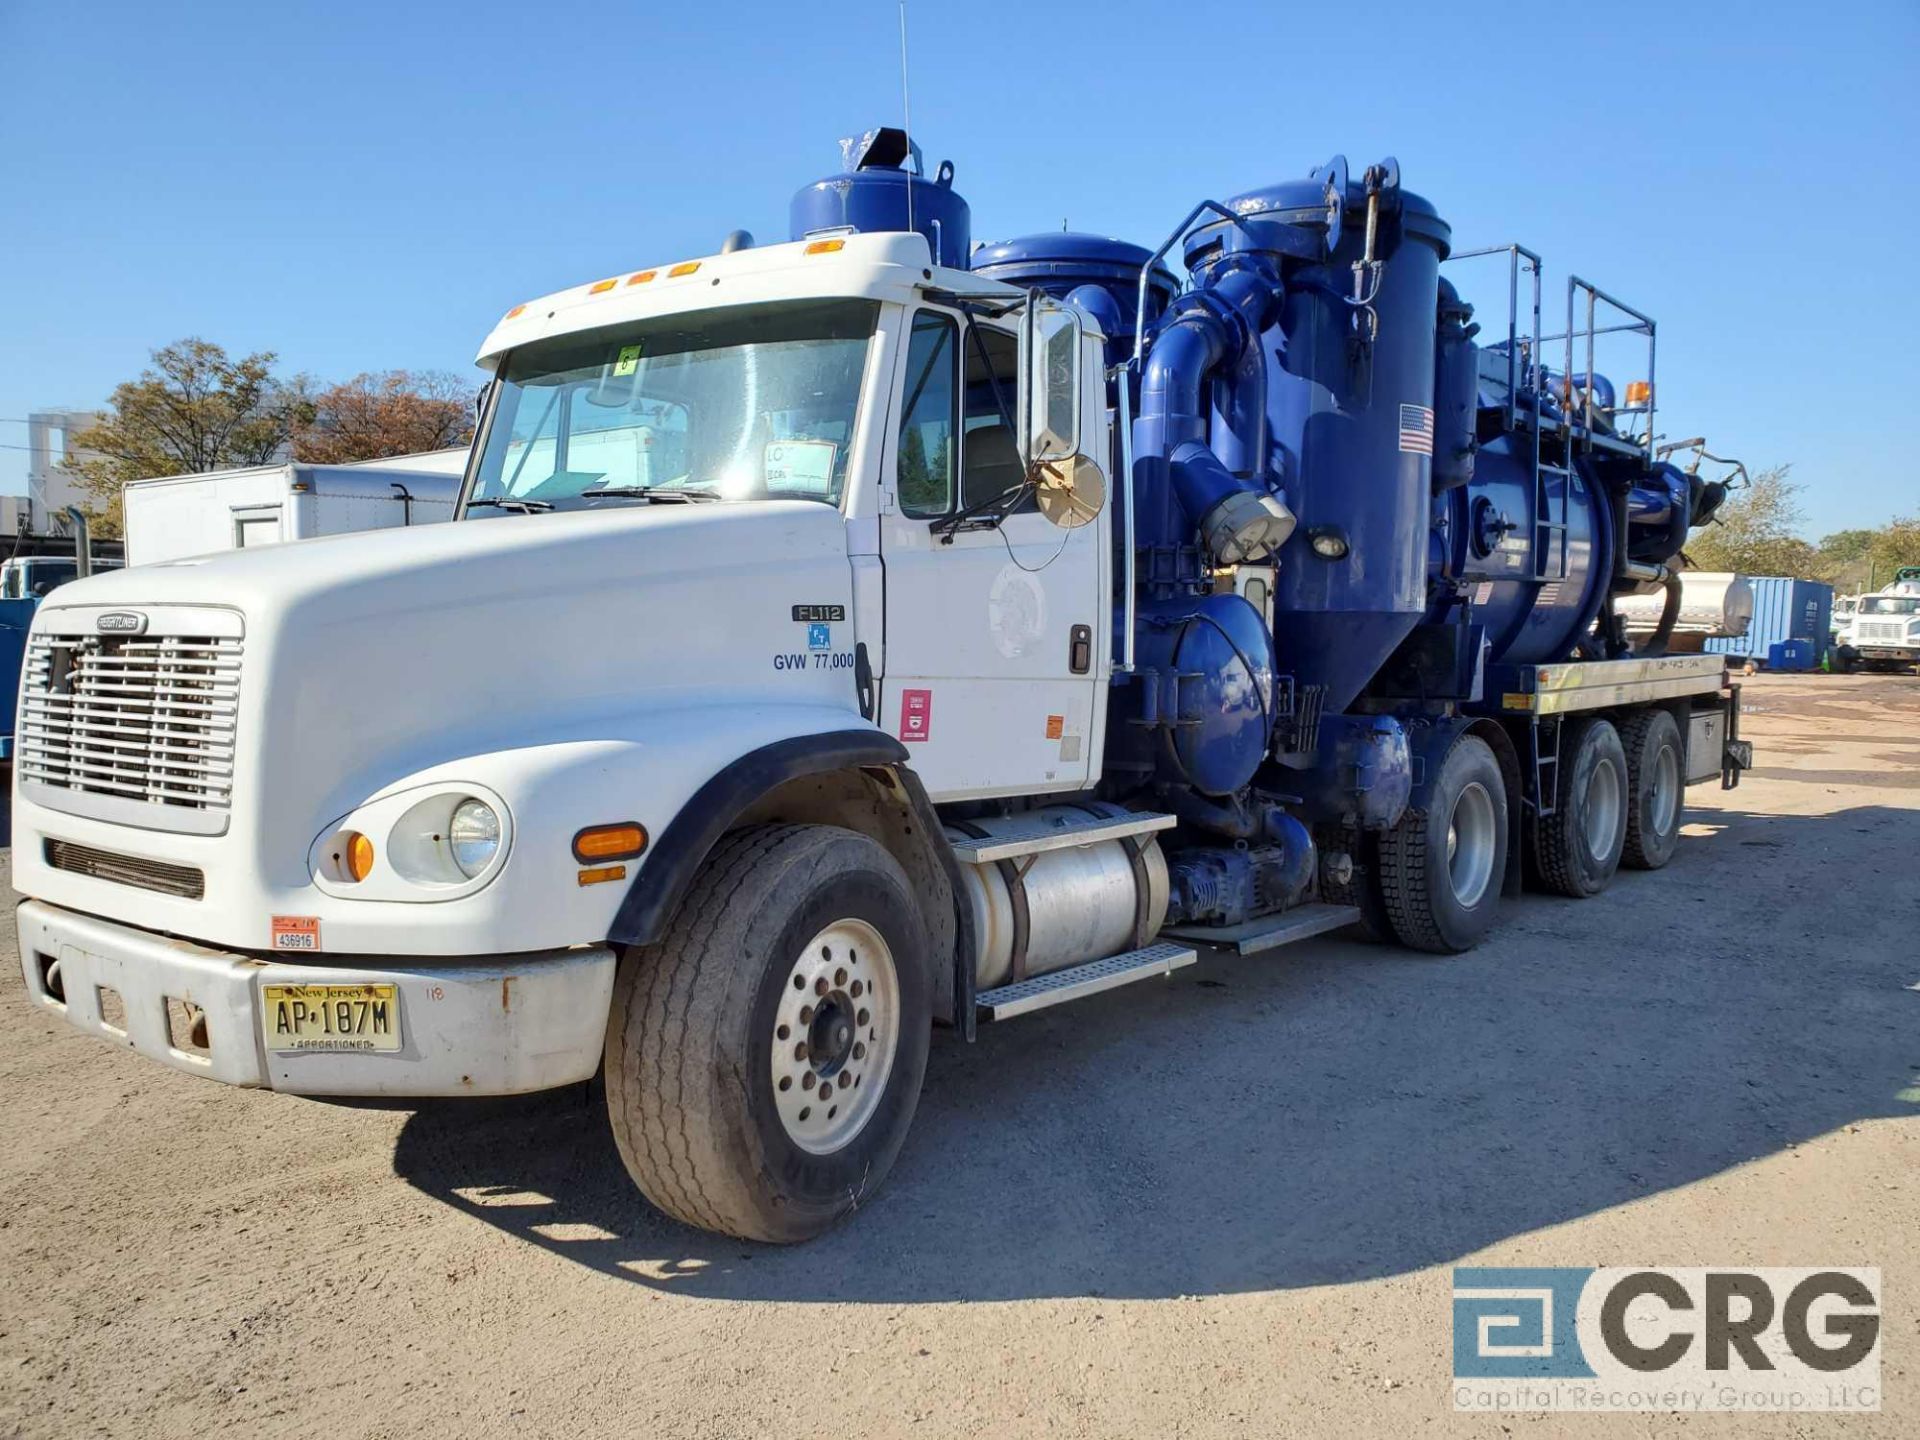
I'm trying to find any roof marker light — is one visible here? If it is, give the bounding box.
[505,304,527,319]
[668,261,701,277]
[588,279,618,295]
[626,269,657,285]
[805,239,846,255]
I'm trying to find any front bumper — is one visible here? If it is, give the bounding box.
[15,900,615,1096]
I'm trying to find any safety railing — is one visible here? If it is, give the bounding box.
[1444,243,1566,580]
[1445,243,1544,434]
[1554,277,1656,463]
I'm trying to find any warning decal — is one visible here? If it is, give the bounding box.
[899,689,932,743]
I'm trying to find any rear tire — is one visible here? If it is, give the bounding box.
[1534,718,1628,897]
[1378,735,1509,954]
[1620,708,1684,871]
[604,823,932,1243]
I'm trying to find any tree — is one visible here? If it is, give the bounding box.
[1813,527,1878,592]
[1865,516,1920,588]
[291,370,475,465]
[1683,464,1818,578]
[68,339,307,536]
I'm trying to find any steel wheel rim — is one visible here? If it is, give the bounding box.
[770,918,900,1155]
[1447,781,1497,908]
[1584,757,1623,860]
[1651,745,1681,835]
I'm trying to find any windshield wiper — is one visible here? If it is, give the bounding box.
[583,486,724,504]
[466,497,553,514]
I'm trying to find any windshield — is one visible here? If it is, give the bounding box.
[2,560,76,598]
[469,299,879,513]
[1860,595,1920,615]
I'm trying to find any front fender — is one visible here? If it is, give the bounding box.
[609,727,908,946]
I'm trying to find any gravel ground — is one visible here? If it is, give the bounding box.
[0,672,1914,1438]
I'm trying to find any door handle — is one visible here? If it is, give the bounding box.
[855,642,876,720]
[1069,624,1092,675]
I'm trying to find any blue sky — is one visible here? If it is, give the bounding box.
[2,0,1915,537]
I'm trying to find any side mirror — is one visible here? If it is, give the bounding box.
[1021,297,1082,465]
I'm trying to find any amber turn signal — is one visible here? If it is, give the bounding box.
[342,831,375,883]
[572,823,647,864]
[1625,379,1653,407]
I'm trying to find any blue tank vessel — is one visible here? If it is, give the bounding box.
[964,149,1745,955]
[781,130,1745,960]
[789,126,971,269]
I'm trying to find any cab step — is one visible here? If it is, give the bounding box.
[975,941,1197,1021]
[947,810,1175,865]
[1161,902,1362,955]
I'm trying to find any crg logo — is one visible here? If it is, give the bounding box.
[95,611,147,635]
[1453,1266,1881,1412]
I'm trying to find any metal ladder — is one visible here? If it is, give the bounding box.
[1528,715,1562,818]
[1533,455,1573,583]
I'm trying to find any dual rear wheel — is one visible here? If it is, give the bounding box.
[1369,707,1688,951]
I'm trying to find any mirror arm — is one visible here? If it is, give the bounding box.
[928,474,1032,541]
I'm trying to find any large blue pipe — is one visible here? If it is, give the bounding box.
[1132,258,1291,561]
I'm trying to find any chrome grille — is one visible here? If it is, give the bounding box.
[19,632,241,822]
[1855,620,1908,643]
[44,839,206,900]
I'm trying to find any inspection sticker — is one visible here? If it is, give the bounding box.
[270,915,321,952]
[899,688,932,743]
[612,344,642,376]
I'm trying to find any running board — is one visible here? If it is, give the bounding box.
[1162,902,1362,955]
[975,942,1197,1021]
[947,810,1175,864]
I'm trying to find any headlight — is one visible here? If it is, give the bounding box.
[448,798,502,878]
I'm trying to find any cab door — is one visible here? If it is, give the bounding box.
[875,307,1106,802]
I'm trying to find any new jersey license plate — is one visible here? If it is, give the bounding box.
[262,983,400,1052]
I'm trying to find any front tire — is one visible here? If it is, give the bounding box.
[604,824,932,1243]
[1534,718,1628,897]
[1620,708,1684,870]
[1378,735,1509,954]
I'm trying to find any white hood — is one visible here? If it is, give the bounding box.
[32,502,861,889]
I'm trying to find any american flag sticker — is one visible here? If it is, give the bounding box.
[1398,403,1434,455]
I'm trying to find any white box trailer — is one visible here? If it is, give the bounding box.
[121,451,466,566]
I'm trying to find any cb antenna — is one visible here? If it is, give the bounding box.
[898,0,914,242]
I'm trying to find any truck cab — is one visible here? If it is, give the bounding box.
[1845,571,1920,671]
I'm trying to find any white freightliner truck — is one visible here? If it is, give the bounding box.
[11,135,1752,1242]
[1841,569,1920,672]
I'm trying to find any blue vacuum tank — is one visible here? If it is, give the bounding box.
[1185,160,1452,715]
[789,127,970,268]
[969,233,1179,363]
